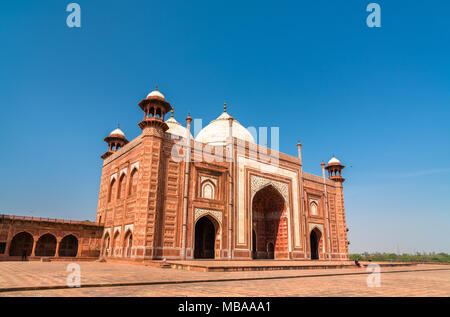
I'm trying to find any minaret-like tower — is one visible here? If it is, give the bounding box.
[101,126,128,159]
[325,156,348,259]
[325,156,345,182]
[138,85,172,133]
[136,86,173,259]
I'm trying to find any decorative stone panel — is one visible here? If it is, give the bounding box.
[308,223,323,234]
[250,175,289,203]
[200,176,217,186]
[194,208,222,225]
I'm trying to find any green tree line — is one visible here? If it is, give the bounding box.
[349,252,450,263]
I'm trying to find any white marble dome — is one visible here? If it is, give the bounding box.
[110,128,125,137]
[147,89,165,99]
[328,157,341,165]
[166,116,193,139]
[195,111,255,146]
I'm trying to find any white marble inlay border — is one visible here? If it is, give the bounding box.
[124,224,134,234]
[119,167,128,177]
[130,161,139,171]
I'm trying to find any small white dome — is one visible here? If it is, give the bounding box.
[195,110,255,146]
[110,128,125,137]
[166,116,193,139]
[328,157,341,165]
[147,90,165,99]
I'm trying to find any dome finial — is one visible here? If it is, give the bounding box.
[224,102,227,112]
[155,84,158,91]
[171,109,174,117]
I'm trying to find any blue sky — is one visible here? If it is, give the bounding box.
[0,1,449,253]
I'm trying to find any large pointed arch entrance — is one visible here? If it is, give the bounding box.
[194,215,219,259]
[252,185,289,259]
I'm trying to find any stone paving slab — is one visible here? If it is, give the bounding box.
[0,265,449,297]
[0,261,448,295]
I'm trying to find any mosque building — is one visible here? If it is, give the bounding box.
[0,88,349,261]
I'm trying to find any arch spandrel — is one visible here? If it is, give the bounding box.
[250,175,289,205]
[194,208,222,226]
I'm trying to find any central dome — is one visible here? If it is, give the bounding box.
[195,110,255,146]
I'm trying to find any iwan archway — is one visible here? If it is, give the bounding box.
[251,185,289,259]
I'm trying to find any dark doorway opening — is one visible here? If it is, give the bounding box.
[194,216,217,259]
[267,242,274,259]
[35,234,57,257]
[252,229,257,259]
[310,229,320,260]
[59,235,78,257]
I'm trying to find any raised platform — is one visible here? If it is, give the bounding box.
[166,260,356,272]
[164,260,418,272]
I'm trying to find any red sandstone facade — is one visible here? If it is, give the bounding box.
[96,89,349,261]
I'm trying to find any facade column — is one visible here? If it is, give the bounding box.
[181,114,192,259]
[4,223,13,256]
[227,114,234,259]
[55,238,61,257]
[297,141,308,259]
[75,238,81,257]
[321,162,332,259]
[31,237,37,257]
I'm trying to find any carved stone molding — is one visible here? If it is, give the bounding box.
[194,208,222,225]
[250,175,289,204]
[200,176,217,186]
[308,223,324,234]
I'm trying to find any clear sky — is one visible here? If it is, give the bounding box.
[1,1,449,254]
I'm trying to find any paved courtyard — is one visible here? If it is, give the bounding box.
[0,261,448,297]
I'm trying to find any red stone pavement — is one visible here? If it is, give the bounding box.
[0,261,448,297]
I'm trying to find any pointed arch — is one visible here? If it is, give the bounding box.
[102,232,111,256]
[117,173,126,199]
[310,201,318,216]
[59,235,78,257]
[251,184,288,259]
[128,167,138,195]
[35,233,57,257]
[310,227,323,260]
[194,215,220,259]
[112,230,120,256]
[9,232,33,256]
[108,178,116,202]
[123,229,133,257]
[201,180,215,199]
